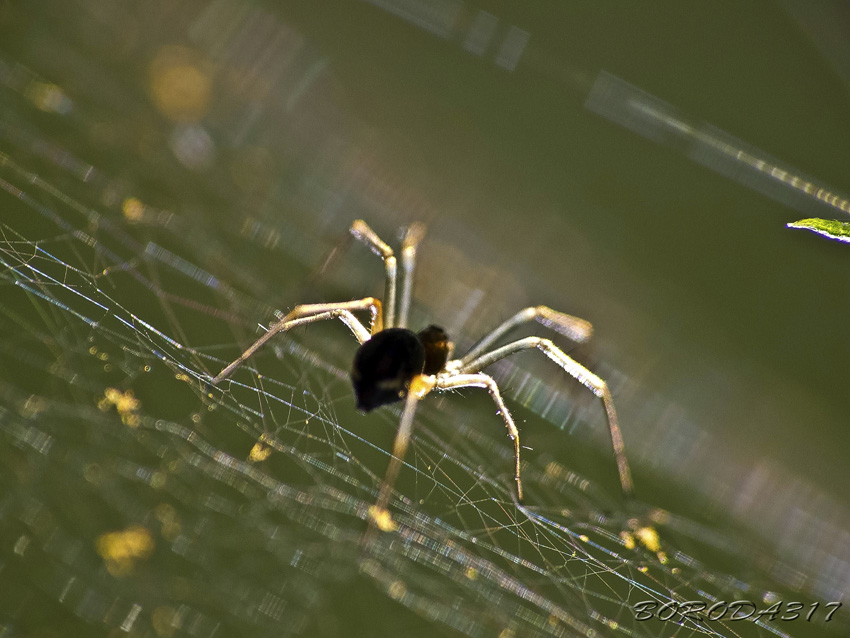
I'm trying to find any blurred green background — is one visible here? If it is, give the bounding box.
[1,1,849,636]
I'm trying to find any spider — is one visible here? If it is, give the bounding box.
[212,219,634,525]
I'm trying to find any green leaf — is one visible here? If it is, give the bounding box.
[786,218,850,244]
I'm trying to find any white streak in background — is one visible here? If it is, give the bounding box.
[463,11,498,56]
[144,242,221,289]
[779,0,850,100]
[448,286,484,336]
[495,26,530,72]
[362,0,463,39]
[585,70,850,217]
[120,604,143,632]
[361,1,529,72]
[285,58,330,112]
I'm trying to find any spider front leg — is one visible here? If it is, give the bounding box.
[366,371,520,534]
[368,374,435,532]
[435,372,524,500]
[350,219,427,330]
[212,297,381,384]
[351,220,398,329]
[459,337,634,496]
[398,222,426,329]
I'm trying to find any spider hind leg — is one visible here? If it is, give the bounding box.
[459,336,634,497]
[435,372,524,500]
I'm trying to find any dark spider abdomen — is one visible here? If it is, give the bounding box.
[351,328,426,412]
[351,325,452,412]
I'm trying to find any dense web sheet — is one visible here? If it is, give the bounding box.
[1,146,844,638]
[1,2,848,636]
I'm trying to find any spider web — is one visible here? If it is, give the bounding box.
[1,2,847,638]
[2,155,828,638]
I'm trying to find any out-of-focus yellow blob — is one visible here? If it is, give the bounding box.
[248,442,273,462]
[96,525,154,576]
[26,80,73,114]
[98,387,141,427]
[635,526,661,553]
[122,197,145,221]
[368,505,399,532]
[148,46,212,123]
[387,580,407,600]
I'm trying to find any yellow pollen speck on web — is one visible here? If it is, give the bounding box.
[98,388,141,427]
[95,525,154,576]
[635,526,661,553]
[623,525,666,562]
[249,442,272,462]
[368,506,399,532]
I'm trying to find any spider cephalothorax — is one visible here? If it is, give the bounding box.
[212,219,634,526]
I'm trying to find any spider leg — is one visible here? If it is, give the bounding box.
[398,222,426,329]
[459,337,634,496]
[212,298,381,384]
[435,372,524,500]
[459,306,593,367]
[351,219,397,329]
[369,375,435,528]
